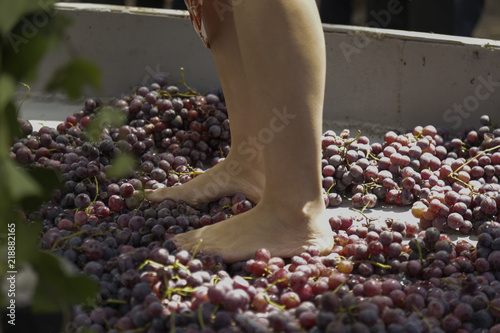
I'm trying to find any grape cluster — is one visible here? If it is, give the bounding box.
[10,73,500,332]
[321,119,500,233]
[65,219,500,333]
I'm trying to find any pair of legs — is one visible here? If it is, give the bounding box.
[146,0,333,263]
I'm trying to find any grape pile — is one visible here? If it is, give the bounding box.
[11,73,500,332]
[321,120,500,232]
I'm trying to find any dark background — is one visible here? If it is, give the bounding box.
[61,0,500,40]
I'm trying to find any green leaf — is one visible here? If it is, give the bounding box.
[2,26,50,81]
[0,1,25,36]
[18,166,63,211]
[0,0,57,36]
[0,158,42,202]
[0,74,15,111]
[17,82,31,114]
[14,216,99,315]
[106,152,137,179]
[32,251,99,314]
[27,165,63,192]
[5,101,24,140]
[0,159,62,214]
[2,13,71,81]
[16,222,43,264]
[86,106,127,141]
[46,58,101,100]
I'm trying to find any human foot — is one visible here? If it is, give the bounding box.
[145,156,264,206]
[173,199,334,263]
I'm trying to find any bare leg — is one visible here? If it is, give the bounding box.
[174,0,334,263]
[145,2,265,206]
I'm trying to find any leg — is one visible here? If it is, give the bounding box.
[146,0,265,206]
[174,0,334,263]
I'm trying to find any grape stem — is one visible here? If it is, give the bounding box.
[137,259,164,271]
[104,299,127,305]
[447,174,476,193]
[414,237,424,266]
[210,304,220,317]
[352,260,391,269]
[344,130,361,147]
[218,202,233,215]
[170,312,176,333]
[413,130,424,140]
[412,305,432,332]
[158,90,173,100]
[210,275,220,285]
[263,294,286,310]
[50,230,87,253]
[191,239,203,260]
[169,169,204,177]
[331,276,348,295]
[164,286,199,300]
[326,183,335,194]
[197,305,206,330]
[351,201,377,223]
[17,82,30,117]
[363,181,380,193]
[132,201,144,218]
[440,278,461,285]
[341,130,362,167]
[487,303,500,312]
[264,278,288,292]
[85,176,100,215]
[172,259,191,275]
[451,144,500,174]
[172,67,201,97]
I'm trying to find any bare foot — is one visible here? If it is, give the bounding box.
[145,155,264,206]
[173,199,334,263]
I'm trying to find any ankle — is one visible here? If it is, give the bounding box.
[260,194,325,226]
